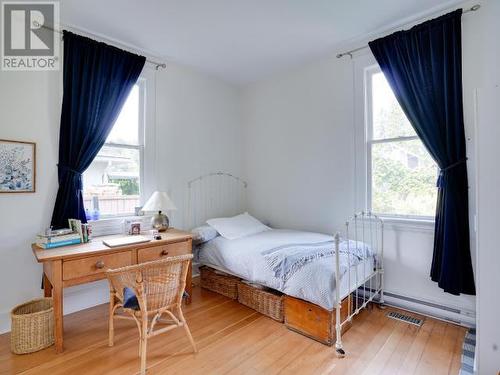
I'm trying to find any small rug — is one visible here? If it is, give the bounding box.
[459,328,476,375]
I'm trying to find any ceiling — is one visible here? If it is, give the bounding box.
[61,0,463,84]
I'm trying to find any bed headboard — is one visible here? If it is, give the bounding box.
[186,172,247,229]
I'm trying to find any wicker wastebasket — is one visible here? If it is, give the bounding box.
[10,298,54,354]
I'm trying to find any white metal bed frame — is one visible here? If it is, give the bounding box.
[187,172,385,357]
[186,172,247,229]
[333,212,384,357]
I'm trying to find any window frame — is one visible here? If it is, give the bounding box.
[83,78,146,219]
[365,65,436,222]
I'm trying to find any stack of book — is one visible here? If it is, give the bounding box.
[36,229,82,249]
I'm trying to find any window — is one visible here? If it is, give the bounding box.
[366,68,437,219]
[82,82,144,219]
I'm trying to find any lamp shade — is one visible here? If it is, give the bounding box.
[141,191,177,212]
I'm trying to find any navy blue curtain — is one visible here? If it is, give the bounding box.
[368,10,475,295]
[51,31,145,228]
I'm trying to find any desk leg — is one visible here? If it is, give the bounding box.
[185,260,192,305]
[52,260,64,353]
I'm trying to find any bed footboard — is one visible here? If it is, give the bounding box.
[334,211,384,357]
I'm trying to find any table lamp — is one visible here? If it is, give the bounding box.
[141,191,177,231]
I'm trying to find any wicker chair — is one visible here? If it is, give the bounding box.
[106,254,197,375]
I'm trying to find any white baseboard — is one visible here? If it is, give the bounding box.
[377,290,475,327]
[0,311,10,334]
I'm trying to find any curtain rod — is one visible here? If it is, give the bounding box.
[33,21,166,69]
[336,4,480,59]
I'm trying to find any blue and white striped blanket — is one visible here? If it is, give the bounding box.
[262,239,372,284]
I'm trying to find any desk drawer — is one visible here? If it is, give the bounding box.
[63,251,132,281]
[138,240,190,263]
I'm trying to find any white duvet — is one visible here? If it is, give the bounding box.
[197,229,375,310]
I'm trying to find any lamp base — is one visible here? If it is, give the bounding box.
[151,212,169,232]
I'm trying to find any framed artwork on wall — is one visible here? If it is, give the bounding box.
[0,139,36,193]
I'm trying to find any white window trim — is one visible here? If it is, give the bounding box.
[381,216,435,233]
[84,66,157,233]
[85,80,145,219]
[354,54,436,230]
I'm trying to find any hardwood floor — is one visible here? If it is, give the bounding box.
[0,284,466,375]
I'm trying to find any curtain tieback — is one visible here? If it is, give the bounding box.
[57,164,83,189]
[437,158,467,187]
[58,164,81,175]
[441,158,467,172]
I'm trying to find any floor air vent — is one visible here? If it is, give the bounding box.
[386,311,424,327]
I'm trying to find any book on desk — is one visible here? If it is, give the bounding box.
[36,233,82,249]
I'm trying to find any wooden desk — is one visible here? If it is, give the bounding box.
[32,228,193,353]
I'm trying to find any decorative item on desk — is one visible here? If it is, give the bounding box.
[86,224,92,241]
[85,208,91,221]
[82,224,90,243]
[82,224,88,243]
[68,218,83,242]
[130,222,141,235]
[123,219,142,235]
[150,229,161,240]
[141,191,177,231]
[91,196,100,220]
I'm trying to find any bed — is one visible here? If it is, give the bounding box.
[196,229,376,311]
[186,172,385,356]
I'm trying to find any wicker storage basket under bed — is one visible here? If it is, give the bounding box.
[237,282,284,322]
[10,298,54,354]
[200,266,240,299]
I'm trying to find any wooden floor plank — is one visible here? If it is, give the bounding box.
[221,327,312,375]
[361,320,409,375]
[153,317,286,375]
[379,324,419,374]
[414,321,464,375]
[341,306,398,374]
[414,320,452,375]
[397,318,436,375]
[0,286,465,375]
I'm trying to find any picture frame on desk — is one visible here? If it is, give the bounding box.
[0,139,36,193]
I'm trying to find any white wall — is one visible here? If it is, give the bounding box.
[475,86,500,375]
[242,0,500,324]
[243,56,355,234]
[155,63,243,230]
[0,70,61,333]
[0,62,243,333]
[468,0,500,372]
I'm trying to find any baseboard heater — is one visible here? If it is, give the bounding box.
[359,288,475,327]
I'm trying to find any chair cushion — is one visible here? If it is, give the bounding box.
[123,287,140,310]
[122,288,190,311]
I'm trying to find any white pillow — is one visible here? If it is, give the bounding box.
[191,225,219,244]
[206,212,270,240]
